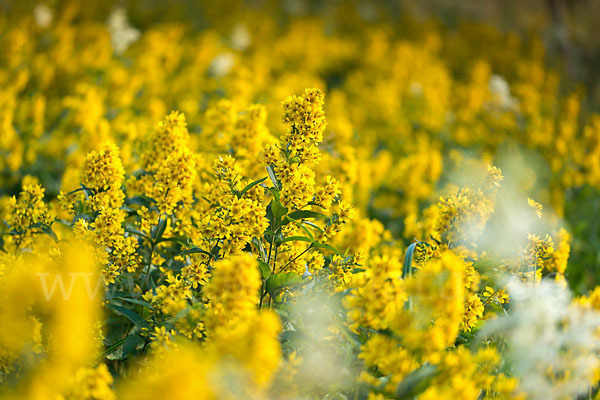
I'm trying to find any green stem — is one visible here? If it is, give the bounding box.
[279,244,312,274]
[259,280,266,309]
[267,232,275,264]
[481,288,500,307]
[267,245,281,309]
[98,336,127,363]
[144,242,155,290]
[260,234,277,307]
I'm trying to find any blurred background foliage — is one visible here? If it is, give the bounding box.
[1,0,600,294]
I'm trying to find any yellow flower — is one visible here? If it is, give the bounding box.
[2,183,53,251]
[151,326,177,350]
[527,197,543,219]
[81,142,125,191]
[546,228,571,274]
[67,364,115,400]
[203,253,261,331]
[143,111,190,171]
[282,88,327,155]
[486,164,504,188]
[461,293,484,331]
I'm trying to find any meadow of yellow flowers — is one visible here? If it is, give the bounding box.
[2,1,600,399]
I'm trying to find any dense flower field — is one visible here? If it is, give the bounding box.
[2,1,600,399]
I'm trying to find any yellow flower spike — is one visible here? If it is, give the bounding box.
[143,111,190,171]
[486,164,504,189]
[81,142,125,191]
[203,253,261,332]
[1,8,599,398]
[527,197,543,219]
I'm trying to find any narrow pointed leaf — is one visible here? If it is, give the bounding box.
[238,177,267,198]
[107,304,149,329]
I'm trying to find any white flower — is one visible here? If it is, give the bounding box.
[282,0,307,15]
[107,7,140,55]
[409,81,423,97]
[231,24,250,51]
[483,278,600,400]
[209,53,235,77]
[489,74,518,109]
[34,3,53,28]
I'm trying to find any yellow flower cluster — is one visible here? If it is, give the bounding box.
[346,255,406,331]
[63,364,115,400]
[2,2,600,399]
[1,182,53,251]
[0,240,105,397]
[61,142,139,283]
[81,142,125,192]
[435,167,502,244]
[196,155,269,258]
[203,253,261,331]
[134,111,197,215]
[282,88,326,155]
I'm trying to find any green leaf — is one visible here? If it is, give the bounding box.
[115,297,154,310]
[258,260,272,279]
[312,242,342,255]
[280,236,313,244]
[251,237,268,262]
[125,228,150,242]
[266,165,280,190]
[237,177,267,198]
[107,304,149,329]
[151,217,168,242]
[105,290,135,301]
[473,259,505,273]
[302,220,324,233]
[122,334,145,358]
[101,337,127,360]
[287,210,329,220]
[280,330,307,342]
[125,195,156,207]
[266,272,302,296]
[335,319,362,348]
[41,225,59,243]
[156,237,186,245]
[209,244,221,260]
[66,184,94,196]
[284,216,314,241]
[273,307,291,320]
[177,247,213,259]
[403,242,418,278]
[395,364,437,399]
[270,197,288,221]
[266,186,281,201]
